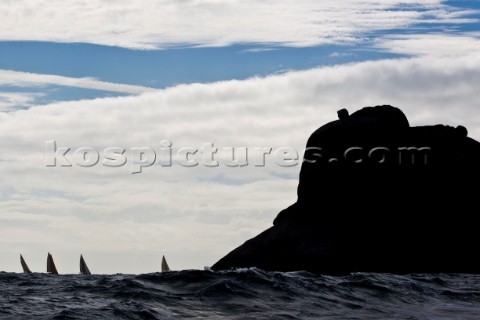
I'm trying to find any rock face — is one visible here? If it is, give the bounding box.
[212,105,480,275]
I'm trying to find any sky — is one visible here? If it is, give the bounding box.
[0,0,479,274]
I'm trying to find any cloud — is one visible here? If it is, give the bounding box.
[0,92,44,111]
[240,48,279,54]
[0,0,476,49]
[0,69,156,94]
[1,50,480,273]
[329,52,357,58]
[376,33,480,57]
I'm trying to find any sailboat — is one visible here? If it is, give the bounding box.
[79,254,91,275]
[47,252,59,275]
[20,254,32,273]
[161,255,170,272]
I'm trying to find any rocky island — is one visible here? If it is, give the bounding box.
[212,105,480,275]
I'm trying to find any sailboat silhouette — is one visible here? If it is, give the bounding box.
[47,252,59,275]
[20,254,32,273]
[80,254,91,275]
[162,255,170,272]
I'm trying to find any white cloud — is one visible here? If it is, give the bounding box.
[240,48,279,54]
[1,50,480,273]
[0,69,156,94]
[376,33,480,57]
[0,0,475,49]
[329,52,356,58]
[0,92,44,111]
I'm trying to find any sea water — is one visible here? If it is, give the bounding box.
[1,269,479,319]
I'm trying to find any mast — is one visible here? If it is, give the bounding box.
[20,254,32,273]
[80,255,91,275]
[47,252,59,275]
[161,255,170,272]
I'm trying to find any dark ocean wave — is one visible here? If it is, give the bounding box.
[1,269,479,319]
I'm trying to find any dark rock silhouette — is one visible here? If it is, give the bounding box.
[212,105,480,275]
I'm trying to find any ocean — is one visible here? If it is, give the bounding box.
[1,269,479,319]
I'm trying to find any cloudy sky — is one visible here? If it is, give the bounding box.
[1,0,479,274]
